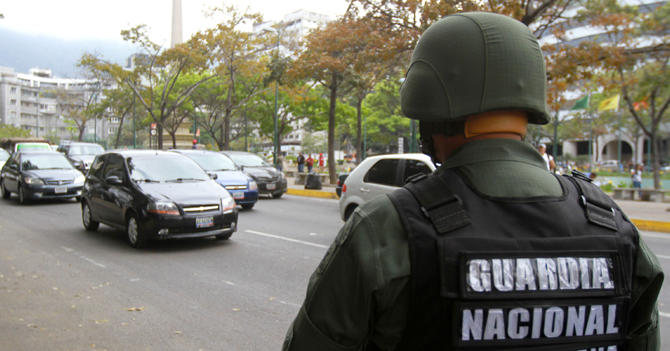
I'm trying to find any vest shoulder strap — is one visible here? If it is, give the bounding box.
[404,172,470,234]
[563,170,618,231]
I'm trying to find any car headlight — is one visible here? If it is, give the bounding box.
[74,176,85,184]
[148,201,180,215]
[221,196,236,214]
[24,177,44,185]
[248,180,258,191]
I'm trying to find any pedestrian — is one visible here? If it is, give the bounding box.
[537,143,555,172]
[276,153,284,172]
[306,154,314,173]
[632,163,643,188]
[191,139,198,149]
[296,152,305,173]
[318,153,325,173]
[282,12,662,351]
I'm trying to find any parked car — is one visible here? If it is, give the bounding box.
[598,160,620,171]
[221,151,287,198]
[339,154,436,221]
[170,150,259,210]
[59,142,105,174]
[336,172,350,198]
[1,137,52,153]
[1,151,85,204]
[80,150,239,248]
[0,148,9,169]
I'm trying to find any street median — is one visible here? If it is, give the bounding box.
[286,188,339,200]
[631,219,670,234]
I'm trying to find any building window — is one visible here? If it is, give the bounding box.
[60,127,67,132]
[10,111,17,118]
[10,87,16,94]
[108,127,118,134]
[110,117,120,123]
[10,99,17,106]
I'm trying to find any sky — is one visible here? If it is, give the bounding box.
[0,0,349,44]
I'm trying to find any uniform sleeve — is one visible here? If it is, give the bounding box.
[282,197,410,351]
[627,236,664,350]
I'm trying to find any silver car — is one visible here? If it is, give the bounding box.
[339,154,435,221]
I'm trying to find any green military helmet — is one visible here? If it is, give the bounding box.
[400,12,551,125]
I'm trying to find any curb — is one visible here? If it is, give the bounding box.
[286,188,339,199]
[631,219,670,233]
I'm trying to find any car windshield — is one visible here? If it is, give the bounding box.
[0,149,9,161]
[21,154,74,170]
[69,145,105,156]
[227,153,271,167]
[128,155,209,182]
[16,143,51,151]
[187,153,237,171]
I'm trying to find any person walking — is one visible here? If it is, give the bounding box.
[632,163,643,188]
[538,143,555,172]
[282,12,662,351]
[318,153,325,173]
[296,152,305,173]
[306,154,314,173]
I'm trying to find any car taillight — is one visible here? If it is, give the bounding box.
[337,180,341,186]
[342,184,347,193]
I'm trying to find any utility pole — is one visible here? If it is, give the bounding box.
[35,89,40,137]
[133,92,136,149]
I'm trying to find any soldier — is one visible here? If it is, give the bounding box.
[282,12,663,351]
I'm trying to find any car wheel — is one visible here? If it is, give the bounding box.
[344,205,357,221]
[1,180,9,199]
[126,213,149,248]
[82,201,99,231]
[18,186,28,205]
[271,191,283,199]
[215,233,232,240]
[241,203,255,210]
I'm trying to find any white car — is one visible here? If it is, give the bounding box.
[339,153,436,221]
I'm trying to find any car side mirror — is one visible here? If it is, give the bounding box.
[105,176,123,186]
[240,165,244,171]
[208,173,218,180]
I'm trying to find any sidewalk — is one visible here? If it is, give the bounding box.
[284,175,670,233]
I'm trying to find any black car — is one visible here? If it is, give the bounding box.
[81,150,239,248]
[59,142,105,174]
[335,172,350,198]
[0,151,85,204]
[221,151,287,198]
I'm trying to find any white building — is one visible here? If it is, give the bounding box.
[0,66,120,144]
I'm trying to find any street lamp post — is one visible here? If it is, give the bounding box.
[263,28,281,168]
[133,91,136,149]
[363,115,367,160]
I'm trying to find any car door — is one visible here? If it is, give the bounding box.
[361,158,401,201]
[98,155,126,225]
[2,154,21,193]
[86,155,107,221]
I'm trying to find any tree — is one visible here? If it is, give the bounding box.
[0,124,30,139]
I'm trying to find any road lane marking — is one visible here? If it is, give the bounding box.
[660,312,670,318]
[61,247,106,268]
[655,254,670,260]
[640,232,670,240]
[244,230,329,249]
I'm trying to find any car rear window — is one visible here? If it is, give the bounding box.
[364,159,399,187]
[403,160,432,185]
[189,153,237,171]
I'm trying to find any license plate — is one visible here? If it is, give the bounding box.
[55,186,67,194]
[232,191,244,200]
[195,216,214,228]
[266,183,276,190]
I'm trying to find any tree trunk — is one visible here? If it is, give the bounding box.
[114,117,125,149]
[328,72,338,185]
[78,124,85,142]
[652,132,660,189]
[356,97,362,166]
[171,132,177,149]
[157,122,164,150]
[224,111,231,151]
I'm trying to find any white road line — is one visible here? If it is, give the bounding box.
[61,247,106,268]
[244,230,329,249]
[659,312,670,318]
[640,232,670,240]
[655,254,670,260]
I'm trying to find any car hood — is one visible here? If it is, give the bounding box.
[243,166,281,180]
[212,170,251,186]
[25,169,83,180]
[139,181,229,205]
[70,155,96,163]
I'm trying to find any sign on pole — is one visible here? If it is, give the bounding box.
[398,137,404,154]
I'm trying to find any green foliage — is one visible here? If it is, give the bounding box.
[360,78,409,153]
[0,124,31,139]
[600,182,613,192]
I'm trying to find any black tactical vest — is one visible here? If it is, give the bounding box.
[380,169,638,351]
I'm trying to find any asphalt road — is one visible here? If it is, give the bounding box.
[0,194,669,350]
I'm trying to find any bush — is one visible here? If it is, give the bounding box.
[600,182,613,192]
[285,155,297,162]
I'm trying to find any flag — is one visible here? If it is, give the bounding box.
[598,95,620,112]
[196,128,200,137]
[570,95,589,110]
